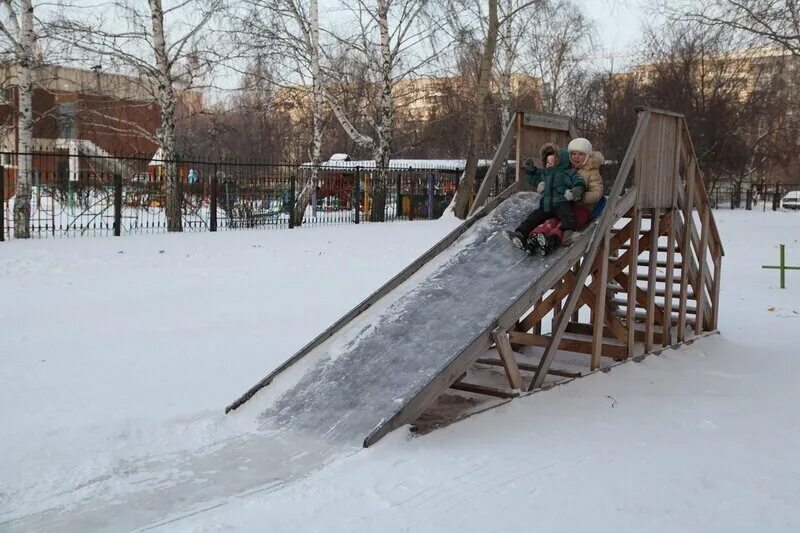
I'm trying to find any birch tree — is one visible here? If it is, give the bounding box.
[525,0,592,113]
[0,0,37,238]
[52,0,222,232]
[239,0,325,226]
[450,0,538,219]
[325,0,440,221]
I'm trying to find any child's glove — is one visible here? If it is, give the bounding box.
[537,182,545,193]
[564,187,583,201]
[523,157,536,171]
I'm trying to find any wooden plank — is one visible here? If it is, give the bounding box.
[711,253,722,330]
[492,327,524,390]
[476,358,581,378]
[450,381,517,399]
[677,162,695,343]
[645,208,660,352]
[592,232,611,369]
[470,116,518,215]
[680,120,724,256]
[626,207,642,357]
[695,208,710,335]
[571,262,581,323]
[529,111,654,390]
[522,110,572,131]
[662,209,677,346]
[509,331,627,359]
[533,296,543,335]
[569,321,665,345]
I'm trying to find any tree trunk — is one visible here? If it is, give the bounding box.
[453,0,499,219]
[12,0,35,239]
[498,0,514,189]
[370,0,394,223]
[293,0,322,227]
[150,0,182,232]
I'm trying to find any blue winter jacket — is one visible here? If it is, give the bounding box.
[525,145,586,212]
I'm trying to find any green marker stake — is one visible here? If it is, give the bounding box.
[762,244,800,289]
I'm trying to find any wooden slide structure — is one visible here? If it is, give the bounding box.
[226,107,724,447]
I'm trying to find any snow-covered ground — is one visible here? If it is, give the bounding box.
[1,210,799,532]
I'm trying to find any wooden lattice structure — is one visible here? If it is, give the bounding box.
[452,107,724,399]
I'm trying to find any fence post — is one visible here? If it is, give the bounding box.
[210,164,218,232]
[773,182,780,211]
[354,166,361,224]
[428,172,435,220]
[113,173,123,237]
[0,164,4,242]
[396,172,402,220]
[289,174,296,229]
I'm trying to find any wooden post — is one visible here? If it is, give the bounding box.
[591,232,610,370]
[571,262,581,323]
[492,327,524,390]
[677,162,696,342]
[626,209,642,356]
[711,251,722,330]
[695,208,710,335]
[662,209,677,345]
[533,296,543,335]
[645,208,660,352]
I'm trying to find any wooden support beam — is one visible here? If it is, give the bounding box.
[509,331,628,360]
[569,321,666,345]
[626,207,642,357]
[662,209,677,346]
[492,327,524,390]
[469,117,518,215]
[450,381,517,399]
[695,208,710,335]
[476,358,581,378]
[609,297,697,315]
[645,208,660,352]
[592,232,611,370]
[571,262,581,323]
[711,253,722,330]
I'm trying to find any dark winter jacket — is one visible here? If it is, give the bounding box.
[525,143,586,212]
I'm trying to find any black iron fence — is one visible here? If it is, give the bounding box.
[0,151,463,240]
[709,181,800,212]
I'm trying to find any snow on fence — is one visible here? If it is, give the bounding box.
[0,152,465,240]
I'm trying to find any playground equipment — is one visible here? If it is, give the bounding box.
[226,107,724,447]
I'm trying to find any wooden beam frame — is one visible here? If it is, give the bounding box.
[470,117,519,216]
[592,232,611,369]
[626,207,642,357]
[492,327,524,390]
[645,208,661,352]
[529,111,653,391]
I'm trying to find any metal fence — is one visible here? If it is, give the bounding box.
[0,151,463,240]
[709,181,800,212]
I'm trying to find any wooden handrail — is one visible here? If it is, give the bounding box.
[680,119,725,257]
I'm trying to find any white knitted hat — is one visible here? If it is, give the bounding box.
[568,138,593,154]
